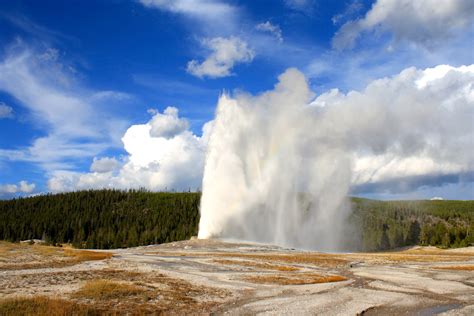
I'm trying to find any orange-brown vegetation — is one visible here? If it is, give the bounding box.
[0,296,100,316]
[213,259,299,271]
[242,273,347,285]
[432,265,474,271]
[63,248,112,262]
[73,279,146,300]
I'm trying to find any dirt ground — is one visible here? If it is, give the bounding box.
[0,240,473,315]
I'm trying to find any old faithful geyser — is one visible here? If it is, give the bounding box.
[198,65,474,251]
[198,69,352,250]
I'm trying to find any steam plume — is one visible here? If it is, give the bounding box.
[199,69,352,250]
[198,65,473,251]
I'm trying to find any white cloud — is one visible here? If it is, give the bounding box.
[148,106,189,138]
[0,180,35,195]
[256,21,283,42]
[0,184,18,194]
[0,42,130,171]
[311,64,474,191]
[90,157,121,173]
[19,180,35,193]
[48,108,212,192]
[138,0,238,30]
[332,0,474,50]
[187,37,255,78]
[0,102,14,119]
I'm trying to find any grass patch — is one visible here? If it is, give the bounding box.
[243,273,347,285]
[73,279,145,300]
[214,259,299,271]
[433,265,474,271]
[0,241,112,270]
[0,296,100,316]
[63,248,112,262]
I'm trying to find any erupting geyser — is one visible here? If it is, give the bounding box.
[198,66,474,251]
[198,69,352,251]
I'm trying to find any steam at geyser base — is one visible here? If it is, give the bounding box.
[197,66,474,251]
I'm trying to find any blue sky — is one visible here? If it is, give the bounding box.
[0,0,473,199]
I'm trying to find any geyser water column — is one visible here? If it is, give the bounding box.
[198,68,352,251]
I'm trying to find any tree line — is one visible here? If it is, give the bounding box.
[0,190,200,249]
[0,190,472,250]
[350,198,473,251]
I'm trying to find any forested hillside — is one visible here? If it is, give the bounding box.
[0,190,472,250]
[0,190,200,249]
[351,198,474,251]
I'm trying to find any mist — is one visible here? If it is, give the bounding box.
[198,65,473,251]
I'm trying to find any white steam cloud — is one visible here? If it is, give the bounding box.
[198,65,474,250]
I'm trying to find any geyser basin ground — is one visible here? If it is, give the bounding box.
[1,240,473,315]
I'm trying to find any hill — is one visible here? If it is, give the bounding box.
[0,190,200,249]
[0,190,472,250]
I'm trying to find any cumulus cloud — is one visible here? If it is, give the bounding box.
[256,21,283,42]
[187,37,255,78]
[332,0,474,50]
[0,180,36,195]
[311,64,474,192]
[90,157,121,173]
[148,106,189,138]
[0,102,14,119]
[48,108,211,193]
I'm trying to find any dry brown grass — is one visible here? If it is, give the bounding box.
[73,279,146,300]
[0,296,100,316]
[432,265,474,271]
[242,273,347,285]
[0,241,112,270]
[63,248,112,261]
[69,271,231,314]
[213,259,299,271]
